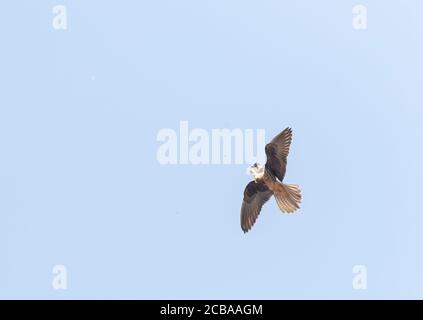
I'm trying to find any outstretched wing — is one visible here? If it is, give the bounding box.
[265,127,293,182]
[240,181,273,233]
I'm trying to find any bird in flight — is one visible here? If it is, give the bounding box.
[241,127,301,233]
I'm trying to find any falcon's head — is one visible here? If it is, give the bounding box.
[247,163,265,181]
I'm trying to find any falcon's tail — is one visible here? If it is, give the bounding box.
[273,183,301,213]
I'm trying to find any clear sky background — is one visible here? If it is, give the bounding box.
[1,1,423,299]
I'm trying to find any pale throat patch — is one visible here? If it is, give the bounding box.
[248,164,265,180]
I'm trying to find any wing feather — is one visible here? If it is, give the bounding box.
[265,127,293,181]
[240,181,273,233]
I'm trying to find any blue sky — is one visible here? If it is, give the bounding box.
[1,1,423,299]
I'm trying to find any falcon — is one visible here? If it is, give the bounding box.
[241,127,301,233]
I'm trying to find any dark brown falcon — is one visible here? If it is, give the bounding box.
[240,127,301,233]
